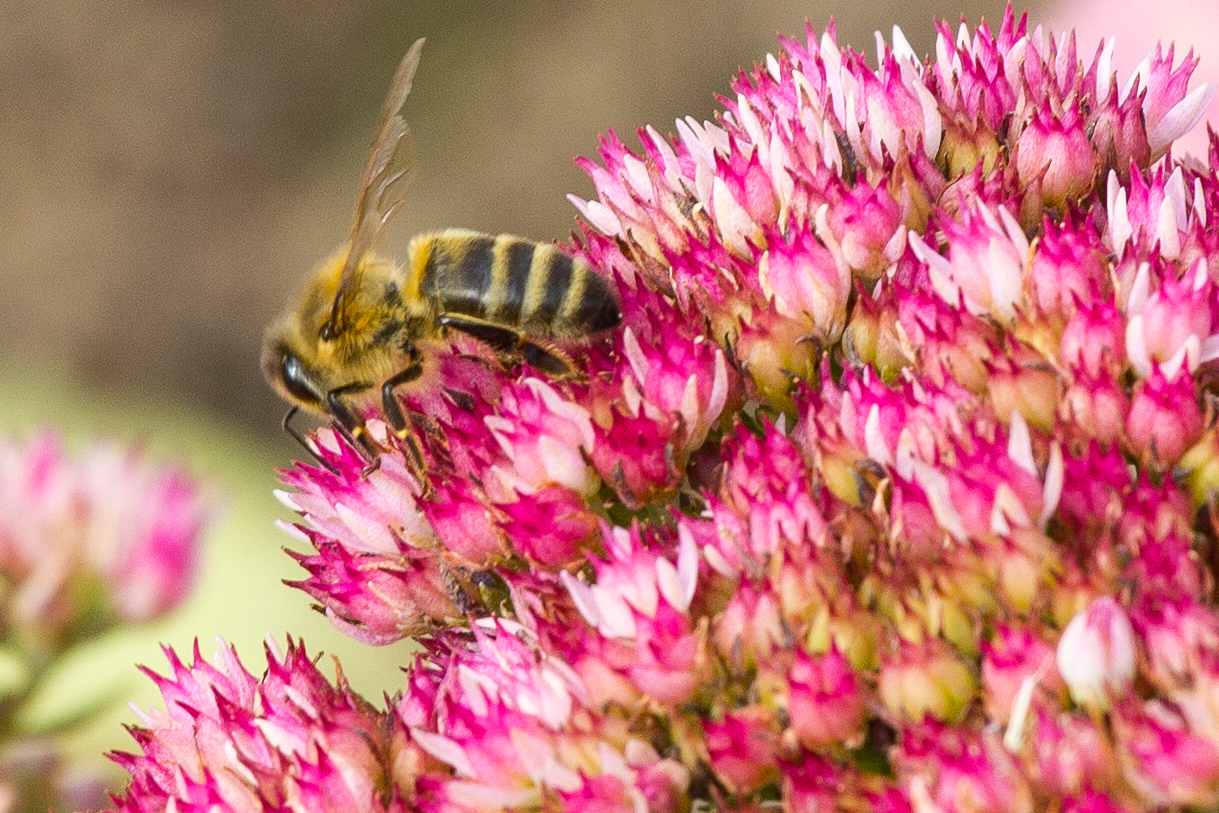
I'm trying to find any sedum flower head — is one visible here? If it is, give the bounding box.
[0,431,208,647]
[110,638,414,813]
[0,431,209,810]
[113,5,1219,811]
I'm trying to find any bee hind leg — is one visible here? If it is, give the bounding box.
[436,313,579,380]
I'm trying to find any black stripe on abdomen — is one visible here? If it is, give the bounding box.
[522,249,573,330]
[423,234,495,317]
[564,269,622,334]
[488,238,534,325]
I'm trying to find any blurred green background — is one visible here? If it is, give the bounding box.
[0,0,1076,793]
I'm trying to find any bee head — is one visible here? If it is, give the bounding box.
[260,333,326,412]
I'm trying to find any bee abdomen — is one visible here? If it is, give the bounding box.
[420,230,620,339]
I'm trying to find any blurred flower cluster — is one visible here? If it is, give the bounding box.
[0,432,207,811]
[110,5,1219,812]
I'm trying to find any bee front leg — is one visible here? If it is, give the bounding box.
[379,348,429,482]
[325,381,381,476]
[281,405,341,476]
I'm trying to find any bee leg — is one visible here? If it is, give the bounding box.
[324,382,381,476]
[281,405,341,476]
[379,351,430,483]
[520,340,581,381]
[437,314,578,379]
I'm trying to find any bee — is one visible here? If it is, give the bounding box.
[261,39,622,472]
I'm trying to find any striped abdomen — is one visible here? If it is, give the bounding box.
[410,229,620,339]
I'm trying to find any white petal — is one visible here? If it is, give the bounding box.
[622,154,655,203]
[335,501,396,554]
[621,327,649,386]
[1003,667,1045,751]
[445,781,538,810]
[911,460,969,542]
[538,435,591,493]
[708,350,729,425]
[274,519,309,543]
[703,544,735,578]
[711,175,756,256]
[1161,338,1195,381]
[766,52,781,82]
[1095,38,1115,100]
[567,194,622,237]
[737,93,766,152]
[1155,197,1181,259]
[273,489,301,512]
[1006,411,1036,477]
[1127,262,1152,315]
[676,523,700,608]
[645,125,683,191]
[1040,443,1064,530]
[1200,333,1219,364]
[1122,52,1152,103]
[411,730,475,777]
[561,571,601,628]
[991,483,1030,535]
[1106,173,1132,257]
[891,25,915,61]
[1196,178,1209,228]
[1150,83,1218,155]
[864,404,892,467]
[593,588,637,639]
[1125,313,1151,379]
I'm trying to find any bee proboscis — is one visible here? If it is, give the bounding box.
[261,39,622,474]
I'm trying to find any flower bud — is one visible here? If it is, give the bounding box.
[1087,81,1152,180]
[1114,699,1219,808]
[758,226,851,345]
[1061,371,1130,447]
[986,350,1060,431]
[981,623,1064,726]
[1031,711,1121,799]
[878,637,977,723]
[1180,427,1219,509]
[487,378,598,496]
[821,180,904,282]
[1125,365,1204,466]
[1059,299,1126,378]
[704,706,781,794]
[1056,596,1137,709]
[1015,103,1097,207]
[499,485,600,569]
[786,646,866,749]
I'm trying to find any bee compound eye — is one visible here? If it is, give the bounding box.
[280,354,321,407]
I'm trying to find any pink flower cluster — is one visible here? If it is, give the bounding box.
[112,6,1219,811]
[0,431,207,810]
[0,432,207,648]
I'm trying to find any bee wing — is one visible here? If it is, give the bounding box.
[329,38,425,334]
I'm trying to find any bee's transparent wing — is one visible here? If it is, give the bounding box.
[329,38,424,334]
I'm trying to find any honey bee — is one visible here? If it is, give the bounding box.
[261,39,622,471]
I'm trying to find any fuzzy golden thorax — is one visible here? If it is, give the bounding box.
[261,250,419,415]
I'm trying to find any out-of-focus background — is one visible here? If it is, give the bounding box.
[2,0,1213,794]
